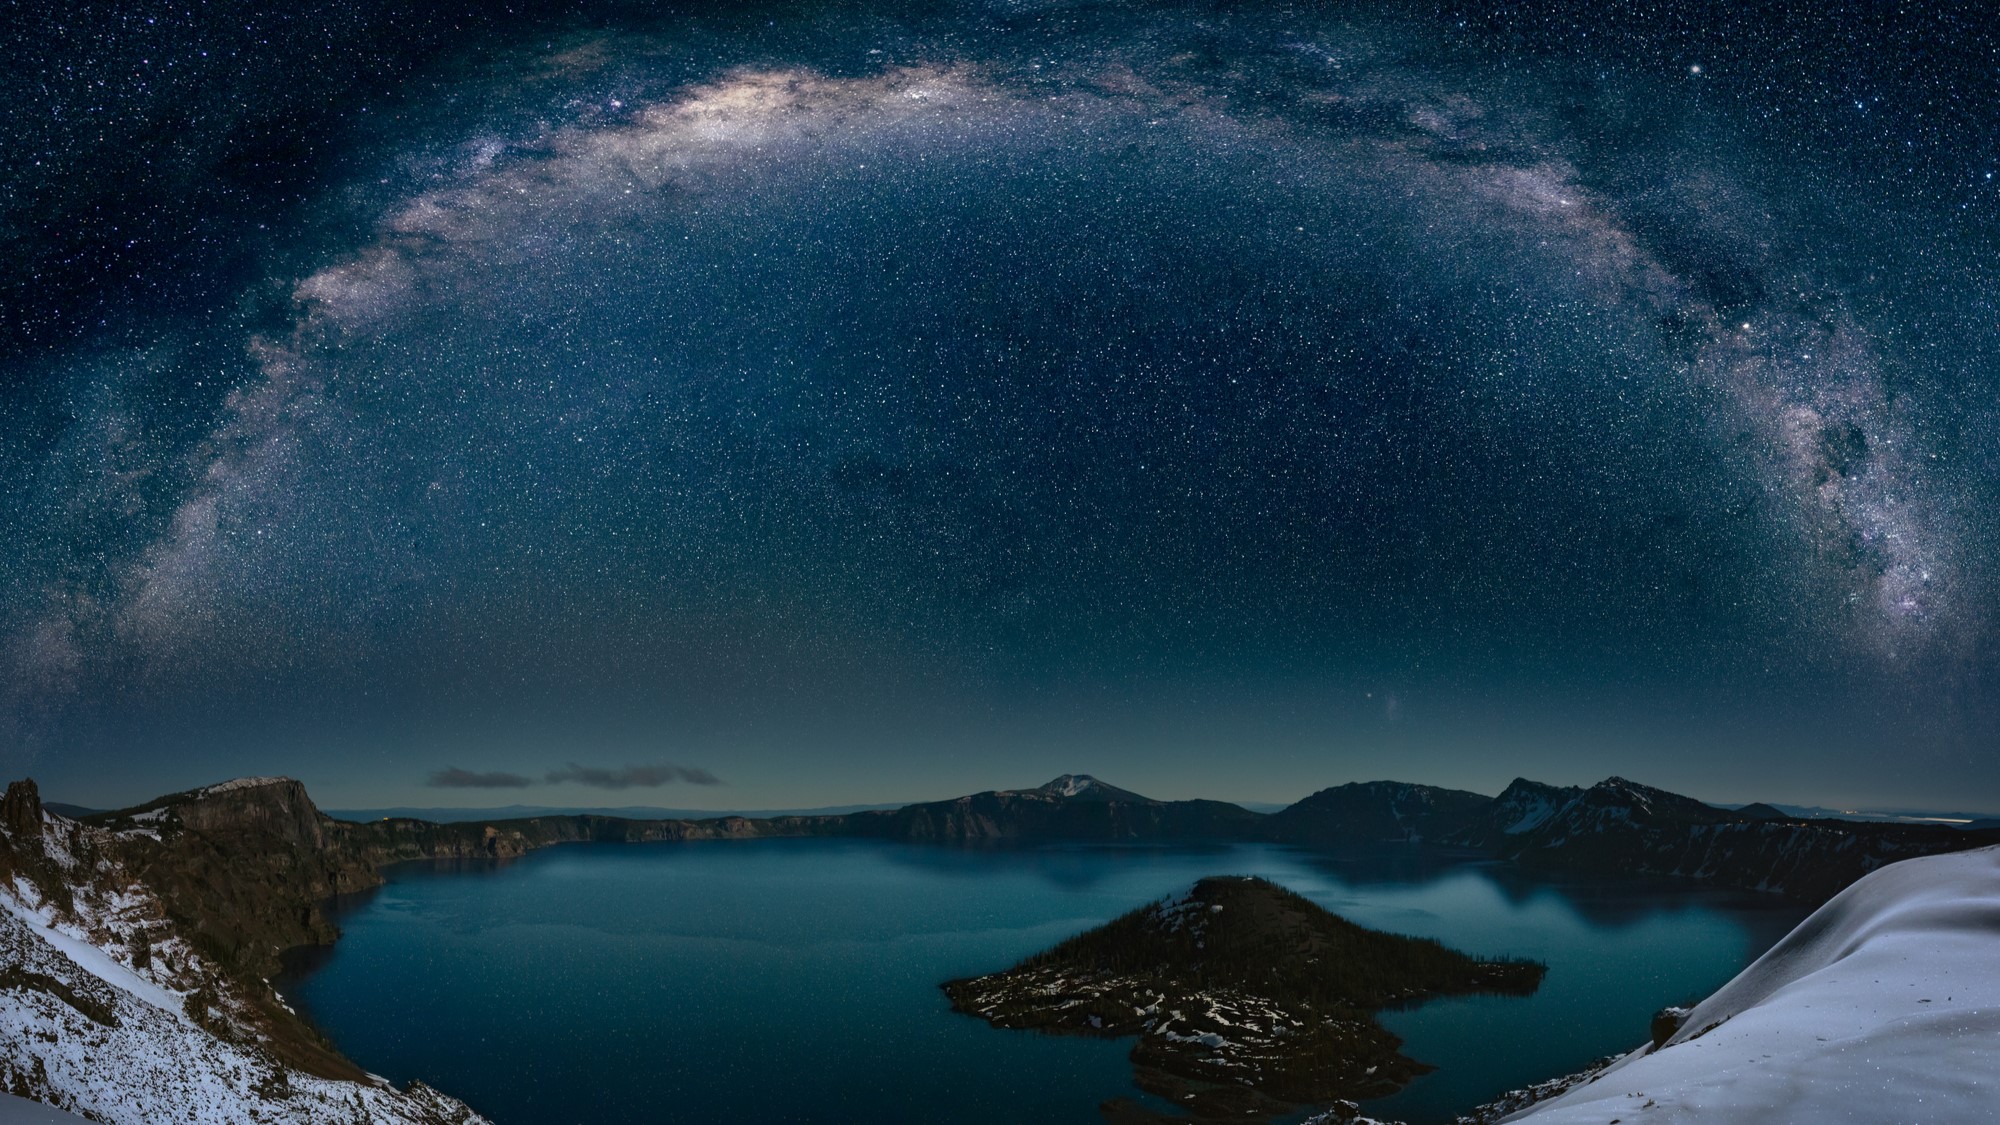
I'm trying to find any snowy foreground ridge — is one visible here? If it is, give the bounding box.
[1509,843,2000,1123]
[0,791,487,1125]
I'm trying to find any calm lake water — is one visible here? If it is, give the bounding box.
[278,839,1808,1124]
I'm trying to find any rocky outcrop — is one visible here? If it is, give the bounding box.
[91,780,377,983]
[0,784,488,1124]
[1,781,43,843]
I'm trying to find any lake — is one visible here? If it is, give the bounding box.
[276,839,1808,1124]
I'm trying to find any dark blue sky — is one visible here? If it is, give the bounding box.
[6,0,1999,811]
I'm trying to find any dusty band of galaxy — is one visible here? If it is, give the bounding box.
[5,1,1998,806]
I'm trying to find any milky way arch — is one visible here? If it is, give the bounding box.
[6,4,1990,763]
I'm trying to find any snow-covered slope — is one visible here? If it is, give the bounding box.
[0,782,487,1125]
[1507,844,2000,1123]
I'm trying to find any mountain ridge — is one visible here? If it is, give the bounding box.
[1267,780,1492,845]
[74,770,2000,917]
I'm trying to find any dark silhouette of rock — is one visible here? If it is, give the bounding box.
[1267,780,1491,844]
[946,876,1543,1120]
[2,779,43,843]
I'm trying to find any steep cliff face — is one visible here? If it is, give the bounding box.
[85,782,855,982]
[90,779,378,982]
[168,778,328,849]
[0,782,487,1124]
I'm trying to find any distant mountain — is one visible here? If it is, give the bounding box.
[325,775,1174,827]
[1017,773,1156,803]
[1521,775,1742,837]
[1754,802,2000,825]
[1436,778,1587,849]
[845,775,1262,842]
[1266,780,1492,844]
[325,802,902,823]
[1490,776,2000,902]
[74,771,2000,908]
[1733,802,1789,821]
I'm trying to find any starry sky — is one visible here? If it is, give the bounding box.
[6,0,1999,811]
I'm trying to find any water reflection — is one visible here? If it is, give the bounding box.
[277,839,1807,1125]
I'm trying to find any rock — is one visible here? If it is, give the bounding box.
[1,780,43,844]
[1650,1005,1692,1050]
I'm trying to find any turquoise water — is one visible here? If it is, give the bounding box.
[278,839,1806,1124]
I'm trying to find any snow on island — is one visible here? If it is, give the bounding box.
[946,876,1543,1121]
[1507,843,2000,1123]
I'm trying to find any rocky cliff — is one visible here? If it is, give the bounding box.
[0,779,487,1124]
[85,780,847,981]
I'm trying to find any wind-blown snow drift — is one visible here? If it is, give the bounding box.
[1509,844,2000,1123]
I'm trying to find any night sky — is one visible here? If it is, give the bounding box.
[6,0,1999,811]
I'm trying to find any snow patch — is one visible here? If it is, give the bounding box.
[0,893,180,1015]
[193,777,291,797]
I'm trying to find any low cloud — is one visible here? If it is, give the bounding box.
[545,762,721,789]
[427,767,533,789]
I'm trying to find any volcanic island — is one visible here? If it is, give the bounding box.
[945,876,1545,1122]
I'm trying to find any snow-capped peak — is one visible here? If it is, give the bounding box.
[1028,774,1156,803]
[1045,774,1101,797]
